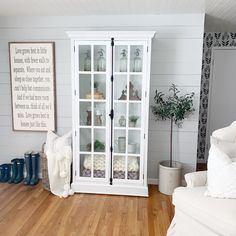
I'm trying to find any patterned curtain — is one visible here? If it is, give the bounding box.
[197,32,236,163]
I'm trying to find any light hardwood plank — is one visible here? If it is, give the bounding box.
[0,183,174,236]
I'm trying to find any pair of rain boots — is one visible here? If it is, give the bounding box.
[0,164,12,182]
[8,158,25,184]
[23,152,39,186]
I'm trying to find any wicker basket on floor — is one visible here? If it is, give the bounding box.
[40,143,50,191]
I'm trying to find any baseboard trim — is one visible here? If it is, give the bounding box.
[147,178,158,185]
[148,178,186,186]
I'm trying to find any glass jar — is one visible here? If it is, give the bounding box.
[120,49,127,72]
[97,49,106,71]
[95,110,103,126]
[133,48,142,72]
[84,50,91,71]
[86,107,92,125]
[119,115,126,127]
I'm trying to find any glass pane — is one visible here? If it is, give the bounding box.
[79,74,91,99]
[115,45,128,72]
[94,74,106,99]
[128,156,140,180]
[130,45,143,72]
[114,103,127,128]
[114,75,127,100]
[93,154,106,178]
[113,156,125,179]
[129,75,142,101]
[128,103,141,128]
[94,102,106,126]
[128,130,140,154]
[94,45,106,72]
[94,129,106,152]
[79,45,91,72]
[80,154,92,177]
[80,128,91,152]
[80,102,91,126]
[114,130,126,154]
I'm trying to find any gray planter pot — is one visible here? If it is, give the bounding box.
[158,161,182,195]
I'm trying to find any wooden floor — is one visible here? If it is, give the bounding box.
[0,183,174,236]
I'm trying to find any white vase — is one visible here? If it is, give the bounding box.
[158,160,182,195]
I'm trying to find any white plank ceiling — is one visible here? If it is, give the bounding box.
[0,0,205,16]
[1,0,236,30]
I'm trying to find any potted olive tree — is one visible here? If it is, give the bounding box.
[152,84,195,195]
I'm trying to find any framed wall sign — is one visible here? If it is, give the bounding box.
[9,42,56,131]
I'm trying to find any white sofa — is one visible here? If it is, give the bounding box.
[167,171,236,236]
[167,122,236,236]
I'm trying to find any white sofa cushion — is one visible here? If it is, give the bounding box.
[173,186,236,236]
[206,145,236,198]
[212,121,236,143]
[185,171,207,188]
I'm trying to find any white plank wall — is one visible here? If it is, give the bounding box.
[0,14,204,182]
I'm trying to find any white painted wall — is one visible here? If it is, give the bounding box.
[0,14,204,182]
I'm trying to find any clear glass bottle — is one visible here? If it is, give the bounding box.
[133,48,142,72]
[120,49,127,72]
[84,50,91,71]
[119,115,126,127]
[97,49,106,71]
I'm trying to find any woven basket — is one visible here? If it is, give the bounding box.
[40,143,50,191]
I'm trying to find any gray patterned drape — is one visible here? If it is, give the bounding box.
[197,32,236,162]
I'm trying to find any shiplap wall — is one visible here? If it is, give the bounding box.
[0,14,204,182]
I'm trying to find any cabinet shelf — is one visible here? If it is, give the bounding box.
[114,127,126,130]
[78,71,92,74]
[79,71,107,75]
[113,153,141,157]
[114,72,143,76]
[114,100,142,103]
[79,99,106,102]
[114,127,141,131]
[79,125,106,129]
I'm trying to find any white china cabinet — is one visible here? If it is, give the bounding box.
[67,31,155,196]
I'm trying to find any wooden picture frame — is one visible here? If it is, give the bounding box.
[9,42,56,132]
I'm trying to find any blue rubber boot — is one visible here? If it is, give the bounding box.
[8,159,18,184]
[23,152,32,185]
[0,165,5,182]
[30,152,39,185]
[14,159,24,184]
[2,164,11,182]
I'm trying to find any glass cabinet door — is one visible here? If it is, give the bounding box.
[76,42,110,181]
[113,43,145,183]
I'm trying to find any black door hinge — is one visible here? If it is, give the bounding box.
[111,38,114,46]
[111,75,114,82]
[109,109,114,120]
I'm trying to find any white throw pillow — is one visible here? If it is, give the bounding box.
[211,136,236,159]
[45,130,72,152]
[206,144,236,198]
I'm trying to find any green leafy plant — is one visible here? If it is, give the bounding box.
[151,84,195,167]
[94,140,105,152]
[94,81,99,89]
[86,140,105,152]
[129,115,139,123]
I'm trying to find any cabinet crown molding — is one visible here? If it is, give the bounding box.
[67,31,156,40]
